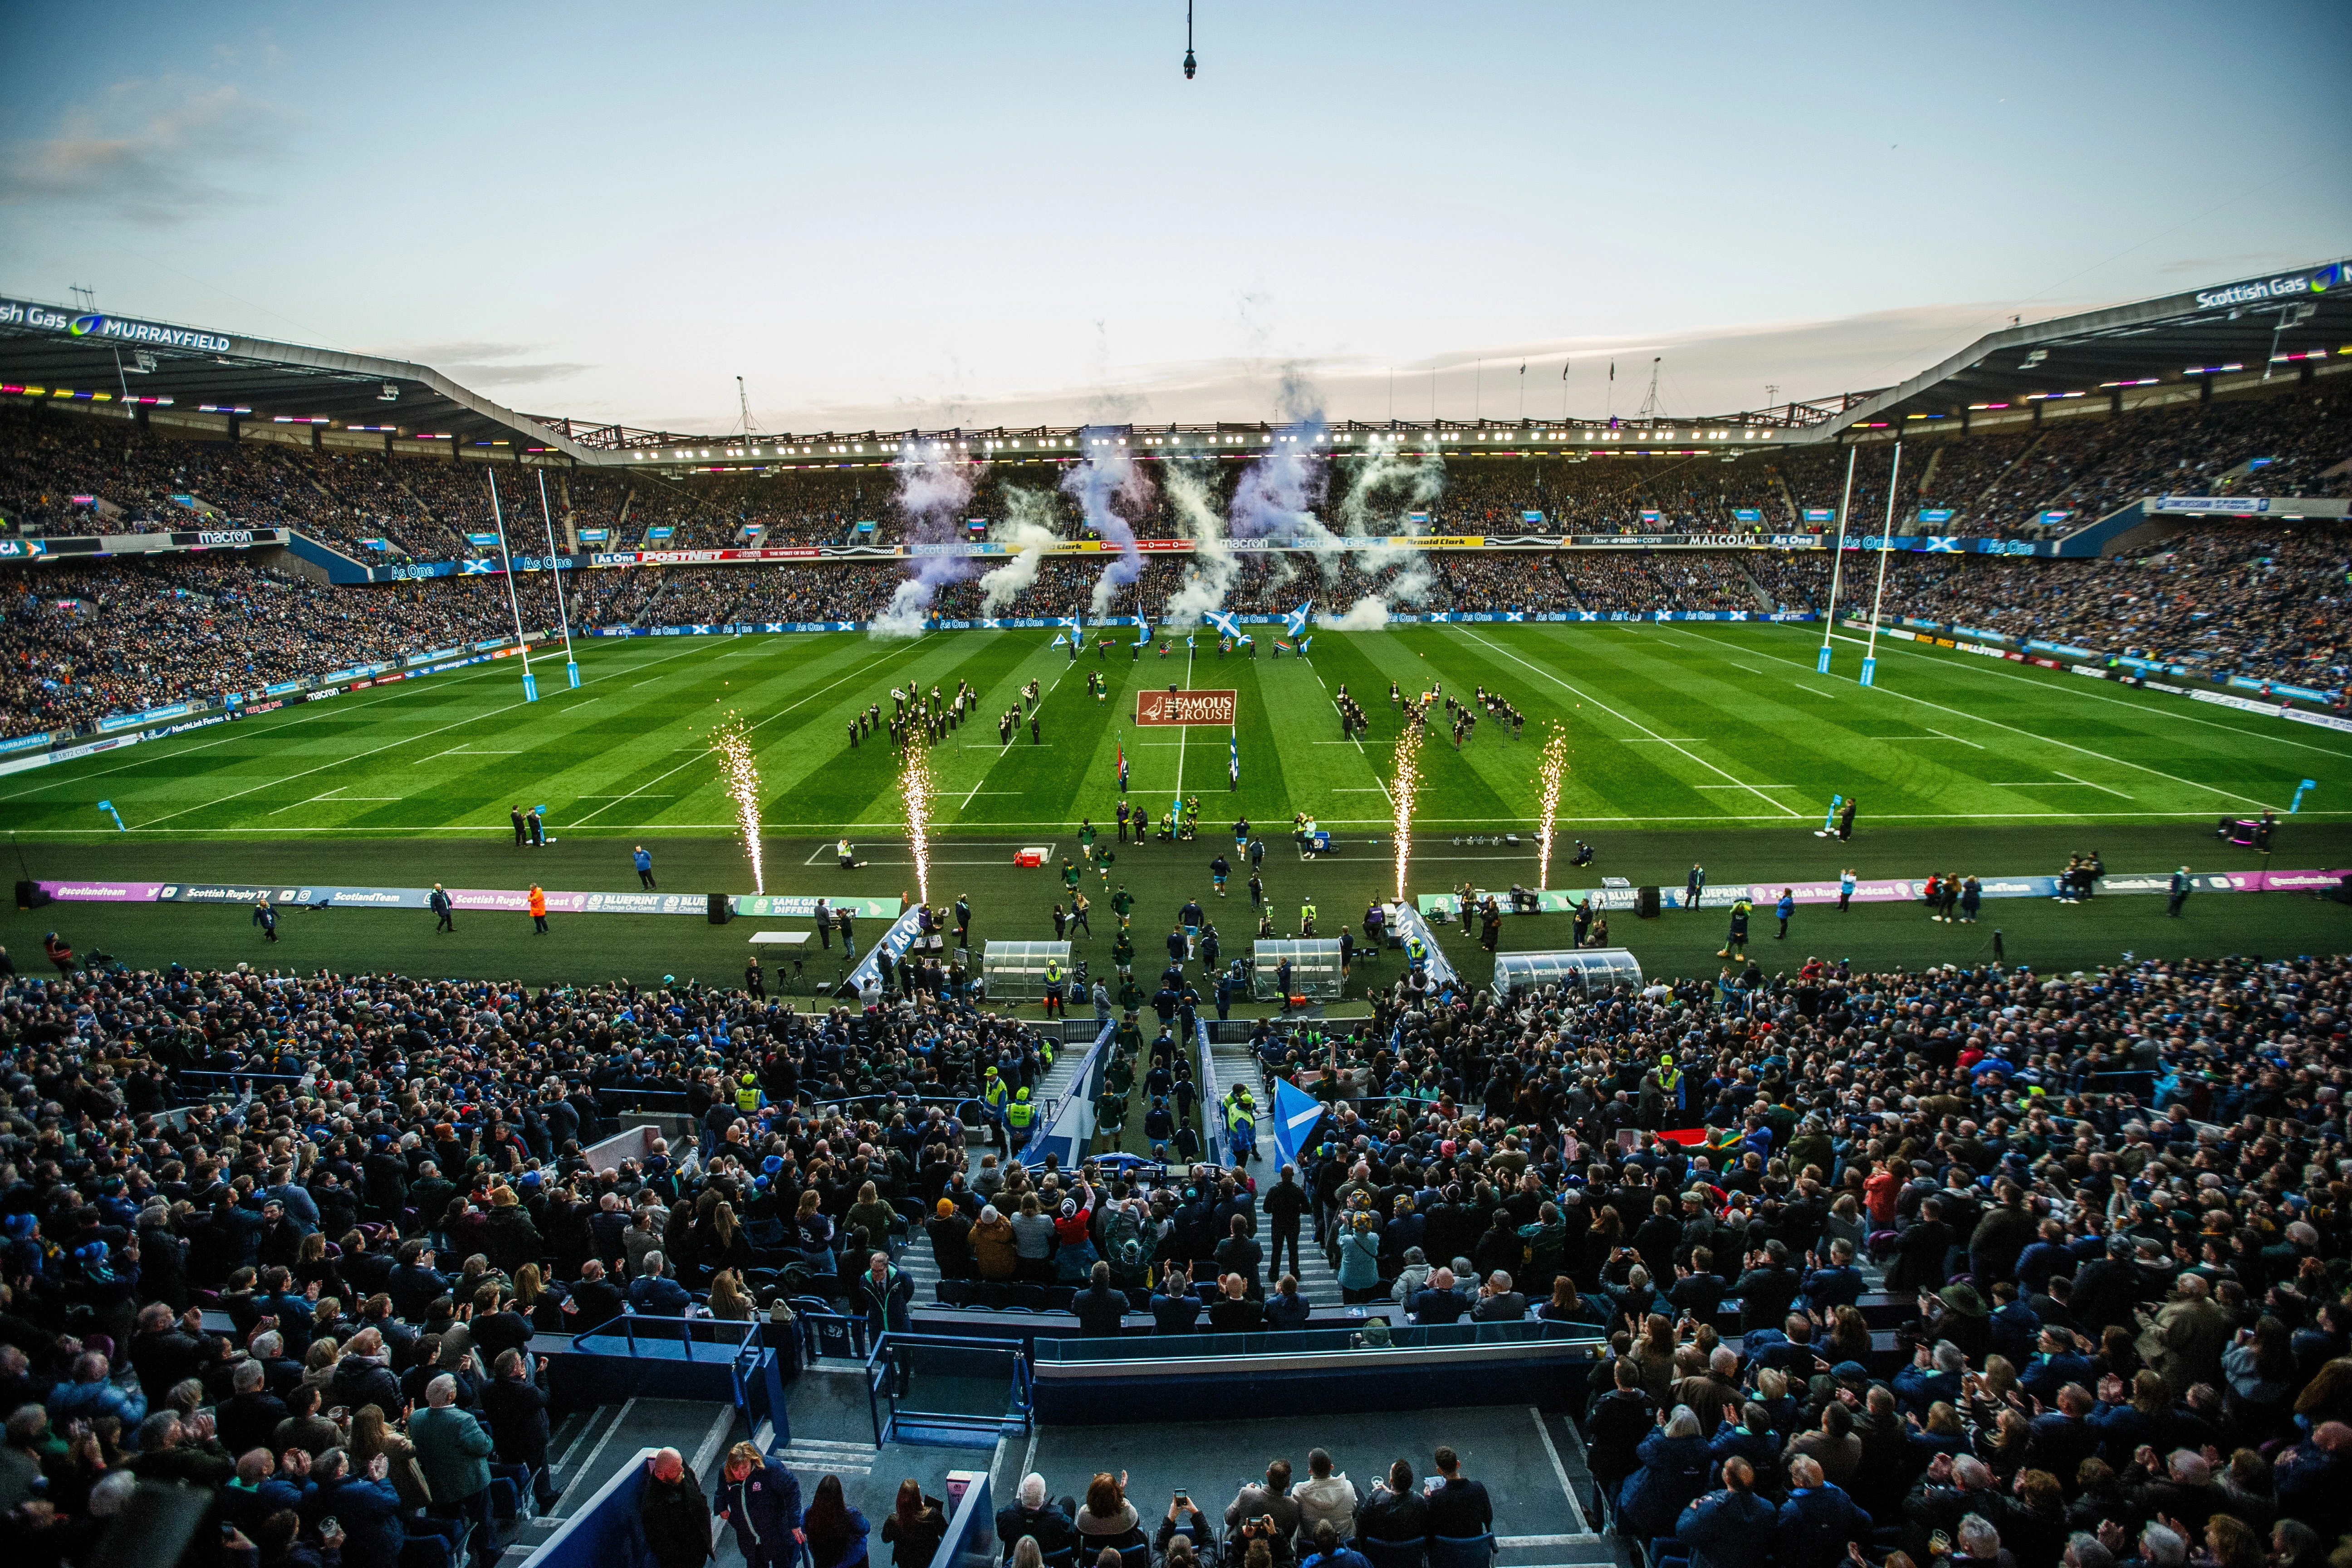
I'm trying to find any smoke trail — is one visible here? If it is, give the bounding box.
[1228,371,1340,578]
[1158,461,1239,629]
[871,440,980,639]
[975,488,1064,617]
[1330,439,1448,626]
[1061,430,1152,617]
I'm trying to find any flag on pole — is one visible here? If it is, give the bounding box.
[1296,635,1313,656]
[1283,601,1313,640]
[1273,639,1294,654]
[1117,740,1129,794]
[1132,616,1151,647]
[1203,609,1240,641]
[1229,729,1239,785]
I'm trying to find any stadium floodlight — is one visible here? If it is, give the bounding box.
[379,382,399,401]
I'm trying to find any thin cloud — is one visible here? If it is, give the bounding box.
[389,341,596,389]
[0,80,288,225]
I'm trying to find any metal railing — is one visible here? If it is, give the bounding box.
[863,1331,1033,1447]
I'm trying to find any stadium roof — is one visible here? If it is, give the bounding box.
[5,260,2344,471]
[0,295,594,459]
[1792,257,2351,443]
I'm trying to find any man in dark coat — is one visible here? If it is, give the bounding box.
[483,1349,556,1512]
[639,1448,714,1568]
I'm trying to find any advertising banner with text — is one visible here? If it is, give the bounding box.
[1135,689,1237,725]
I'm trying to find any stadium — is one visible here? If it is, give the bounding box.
[2,13,2350,1568]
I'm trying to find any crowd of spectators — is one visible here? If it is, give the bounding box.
[0,895,2343,1568]
[1749,524,2349,690]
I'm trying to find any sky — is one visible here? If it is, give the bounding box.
[3,0,2347,437]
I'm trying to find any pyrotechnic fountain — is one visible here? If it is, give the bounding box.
[710,712,765,893]
[1536,724,1568,890]
[1390,718,1423,903]
[901,738,934,907]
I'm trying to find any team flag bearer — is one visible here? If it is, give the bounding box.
[1116,739,1129,794]
[1228,730,1240,790]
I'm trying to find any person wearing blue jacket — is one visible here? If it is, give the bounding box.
[1661,1458,1775,1568]
[1704,1410,1781,1504]
[1617,1408,1714,1539]
[801,1473,869,1568]
[310,1448,407,1568]
[715,1441,804,1568]
[1773,1456,1871,1568]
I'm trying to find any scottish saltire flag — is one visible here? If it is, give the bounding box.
[1132,616,1151,646]
[1283,600,1313,639]
[1238,633,1254,647]
[1203,609,1240,641]
[1049,630,1067,648]
[1296,635,1313,655]
[1186,634,1195,651]
[1271,1078,1325,1167]
[1229,730,1239,784]
[1117,741,1129,793]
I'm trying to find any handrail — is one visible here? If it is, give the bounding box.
[568,1311,761,1362]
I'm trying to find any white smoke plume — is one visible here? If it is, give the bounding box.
[975,487,1064,617]
[1061,434,1152,617]
[1331,438,1447,626]
[1157,461,1239,629]
[1228,369,1341,581]
[870,441,980,640]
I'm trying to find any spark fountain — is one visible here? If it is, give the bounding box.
[709,712,765,892]
[901,738,935,907]
[1535,724,1568,890]
[1390,718,1423,903]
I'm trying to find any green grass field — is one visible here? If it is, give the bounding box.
[6,622,2347,996]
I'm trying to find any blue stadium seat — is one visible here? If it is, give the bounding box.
[1429,1535,1496,1568]
[1354,1539,1426,1568]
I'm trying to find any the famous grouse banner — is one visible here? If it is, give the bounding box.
[1136,689,1237,725]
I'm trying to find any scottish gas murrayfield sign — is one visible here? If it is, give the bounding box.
[2190,261,2341,312]
[0,298,237,354]
[1136,689,1237,725]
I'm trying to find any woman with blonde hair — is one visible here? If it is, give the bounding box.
[303,1336,342,1396]
[707,1269,755,1322]
[350,1403,431,1510]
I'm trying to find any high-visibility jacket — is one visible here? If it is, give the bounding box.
[527,888,547,917]
[1300,902,1317,925]
[735,1081,760,1112]
[982,1074,1008,1110]
[1044,961,1064,988]
[1005,1098,1035,1130]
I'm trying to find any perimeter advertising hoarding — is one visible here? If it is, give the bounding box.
[1136,689,1237,725]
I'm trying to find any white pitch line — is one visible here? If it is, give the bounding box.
[2054,769,2133,799]
[1460,627,1802,818]
[572,636,929,826]
[130,637,716,829]
[1680,627,2271,809]
[1926,727,1985,749]
[1830,625,2352,760]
